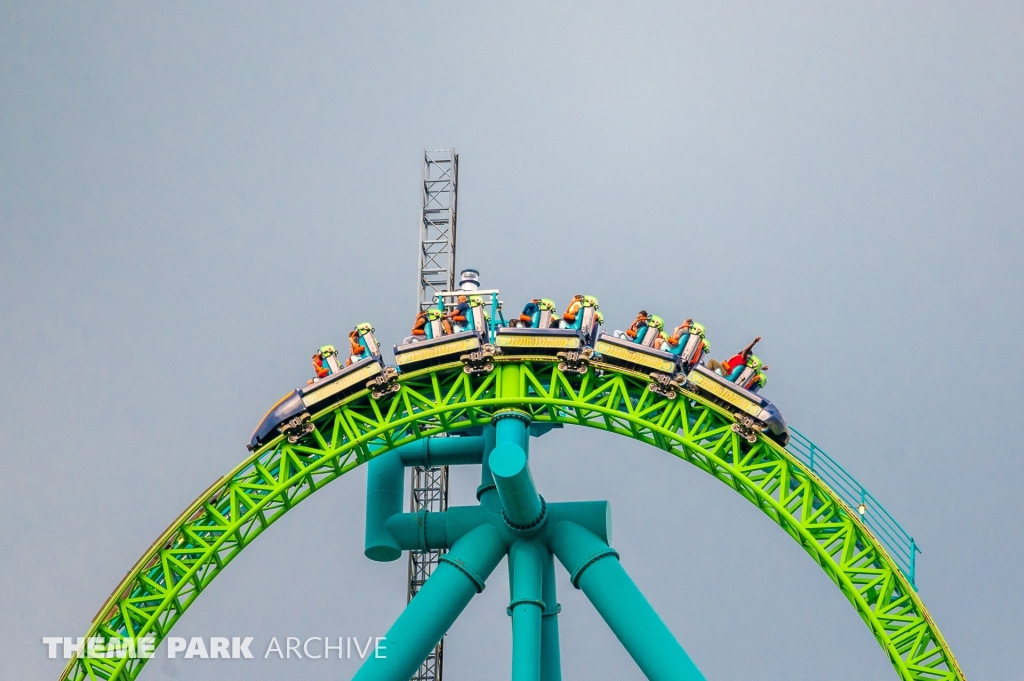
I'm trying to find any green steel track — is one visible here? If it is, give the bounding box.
[60,357,964,681]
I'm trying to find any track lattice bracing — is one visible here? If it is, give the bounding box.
[60,357,963,681]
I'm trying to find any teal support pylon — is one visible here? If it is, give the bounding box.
[490,412,545,530]
[540,548,562,681]
[549,521,705,681]
[358,422,705,681]
[509,540,546,681]
[352,523,507,681]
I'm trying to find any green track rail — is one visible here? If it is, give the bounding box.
[59,357,964,681]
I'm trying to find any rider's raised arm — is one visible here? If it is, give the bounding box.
[741,335,762,358]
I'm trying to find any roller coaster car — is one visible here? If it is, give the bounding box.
[393,330,483,373]
[685,364,790,446]
[593,332,680,377]
[494,327,590,373]
[248,355,386,451]
[494,327,584,355]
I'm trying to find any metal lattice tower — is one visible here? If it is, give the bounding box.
[417,149,459,311]
[410,148,458,681]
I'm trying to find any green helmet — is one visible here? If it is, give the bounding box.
[647,315,664,330]
[746,354,762,370]
[425,308,443,321]
[469,295,484,307]
[583,295,599,308]
[319,345,337,357]
[539,298,556,311]
[356,322,373,335]
[690,322,705,337]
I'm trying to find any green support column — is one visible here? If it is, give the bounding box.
[500,363,523,399]
[540,549,562,681]
[549,522,705,681]
[352,524,508,681]
[509,540,546,681]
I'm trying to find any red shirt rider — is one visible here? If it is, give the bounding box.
[722,336,761,373]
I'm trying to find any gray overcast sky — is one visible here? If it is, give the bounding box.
[2,2,1021,680]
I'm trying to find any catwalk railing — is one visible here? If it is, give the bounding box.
[787,427,920,587]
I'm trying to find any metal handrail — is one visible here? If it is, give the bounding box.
[786,427,921,588]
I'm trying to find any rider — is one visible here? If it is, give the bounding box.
[663,319,710,367]
[561,294,585,329]
[411,310,429,338]
[309,345,339,383]
[708,336,762,382]
[346,323,379,366]
[637,314,664,346]
[346,329,364,366]
[519,298,557,328]
[446,295,472,332]
[311,350,329,380]
[519,299,542,327]
[624,310,649,342]
[411,308,450,340]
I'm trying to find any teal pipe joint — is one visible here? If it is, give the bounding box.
[365,436,485,561]
[490,411,546,531]
[548,521,619,588]
[439,553,488,593]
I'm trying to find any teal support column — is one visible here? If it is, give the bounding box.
[353,524,508,681]
[490,413,545,530]
[549,522,705,681]
[495,410,528,449]
[365,436,484,561]
[478,424,497,501]
[365,449,405,561]
[540,549,562,681]
[509,540,546,681]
